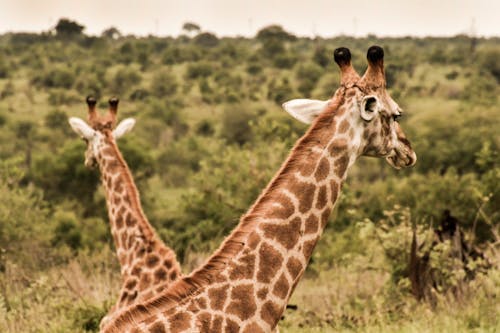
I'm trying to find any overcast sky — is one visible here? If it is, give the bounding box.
[0,0,498,38]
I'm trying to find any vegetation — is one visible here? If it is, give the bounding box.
[0,21,498,332]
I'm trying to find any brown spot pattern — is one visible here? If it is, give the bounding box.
[314,157,330,181]
[261,301,282,328]
[338,119,350,133]
[267,194,295,219]
[243,323,265,333]
[169,312,191,333]
[273,273,290,299]
[226,284,257,320]
[208,284,228,310]
[303,239,317,258]
[196,297,208,309]
[321,209,331,228]
[145,254,160,268]
[247,231,261,250]
[225,319,240,333]
[115,214,124,229]
[138,273,151,290]
[334,154,349,176]
[304,214,319,234]
[261,217,301,250]
[286,257,303,280]
[131,266,142,276]
[154,268,167,282]
[213,316,224,332]
[316,185,328,209]
[257,243,284,283]
[329,138,348,156]
[198,312,211,332]
[257,287,268,300]
[288,180,316,213]
[125,212,136,226]
[125,278,137,290]
[330,181,339,204]
[229,252,255,280]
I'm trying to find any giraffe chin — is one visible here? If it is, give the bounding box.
[385,148,416,169]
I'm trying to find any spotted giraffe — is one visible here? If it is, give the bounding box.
[101,45,417,333]
[69,98,182,326]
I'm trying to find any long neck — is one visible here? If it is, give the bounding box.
[102,94,364,332]
[97,136,157,271]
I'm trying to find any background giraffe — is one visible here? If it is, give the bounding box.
[102,45,416,333]
[68,97,182,323]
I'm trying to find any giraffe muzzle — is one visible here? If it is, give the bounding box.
[386,146,417,169]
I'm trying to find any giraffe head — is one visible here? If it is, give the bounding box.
[283,46,416,169]
[68,96,136,168]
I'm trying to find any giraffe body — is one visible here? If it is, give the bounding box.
[102,46,416,333]
[69,99,182,326]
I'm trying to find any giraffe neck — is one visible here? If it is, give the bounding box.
[96,136,158,272]
[103,92,365,332]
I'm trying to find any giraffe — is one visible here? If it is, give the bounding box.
[68,97,182,326]
[101,45,417,333]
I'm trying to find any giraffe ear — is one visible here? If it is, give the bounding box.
[282,99,330,124]
[113,118,136,139]
[68,117,96,140]
[360,95,379,122]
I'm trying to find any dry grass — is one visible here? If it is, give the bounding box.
[0,247,498,332]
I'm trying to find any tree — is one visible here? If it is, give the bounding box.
[182,22,201,36]
[150,69,178,97]
[101,26,121,39]
[256,25,296,42]
[194,32,219,48]
[54,18,85,37]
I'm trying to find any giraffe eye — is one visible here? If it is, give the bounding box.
[392,114,402,122]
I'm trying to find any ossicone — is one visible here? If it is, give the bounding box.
[86,95,97,107]
[333,46,360,86]
[360,45,386,89]
[109,97,119,114]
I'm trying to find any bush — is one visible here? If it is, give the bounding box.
[109,66,142,95]
[32,67,75,89]
[296,62,324,96]
[185,61,213,79]
[150,69,178,97]
[267,78,294,104]
[51,212,82,251]
[194,32,219,48]
[220,104,256,145]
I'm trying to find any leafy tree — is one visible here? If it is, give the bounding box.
[45,109,70,135]
[54,18,85,37]
[313,45,330,68]
[220,104,256,145]
[101,27,121,39]
[256,25,296,42]
[185,61,213,79]
[476,48,500,83]
[296,62,324,96]
[109,66,142,95]
[194,32,219,48]
[182,22,201,36]
[150,69,178,97]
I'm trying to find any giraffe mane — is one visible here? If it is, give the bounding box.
[103,89,349,332]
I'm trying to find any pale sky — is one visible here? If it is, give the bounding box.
[0,0,498,38]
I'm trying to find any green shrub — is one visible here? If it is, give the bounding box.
[150,69,178,97]
[186,61,214,79]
